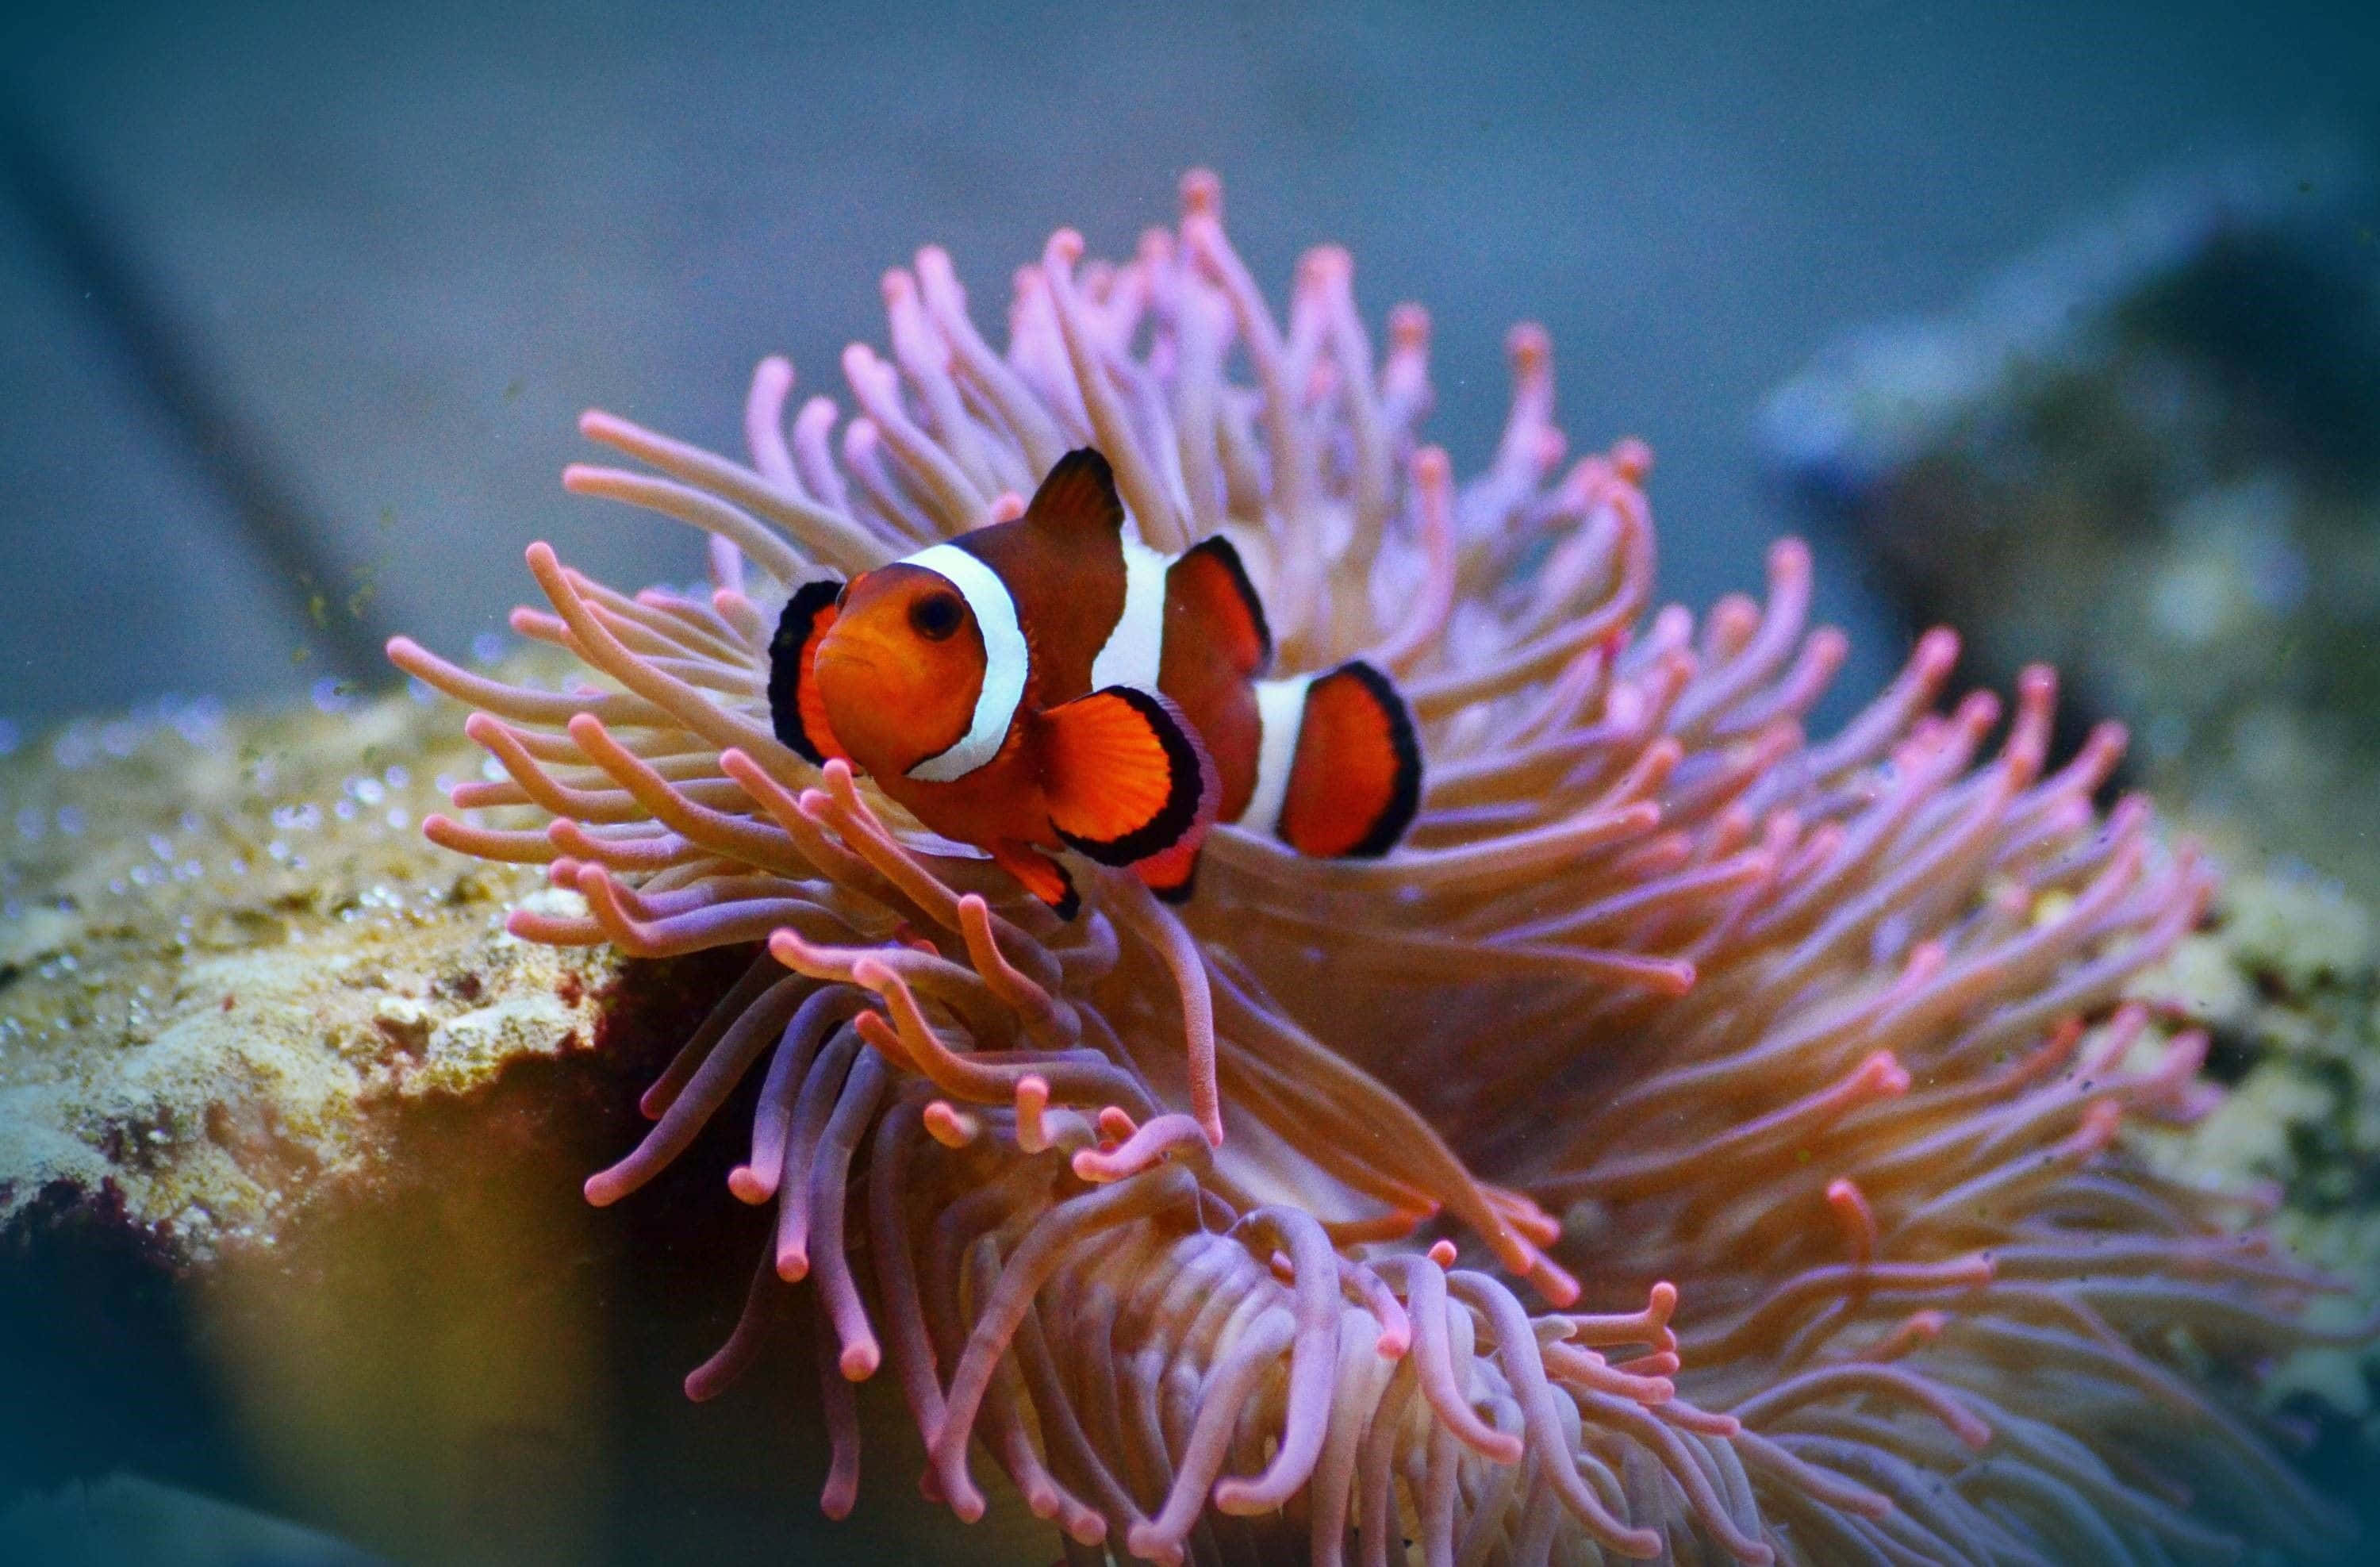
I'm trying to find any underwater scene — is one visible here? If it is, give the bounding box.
[4,3,2378,1563]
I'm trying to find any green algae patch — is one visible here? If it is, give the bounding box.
[0,682,620,1258]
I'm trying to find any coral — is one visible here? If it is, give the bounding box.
[389,172,2357,1562]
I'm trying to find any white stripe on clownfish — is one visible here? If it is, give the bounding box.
[896,543,1031,783]
[900,520,1250,796]
[1088,536,1172,694]
[1237,674,1315,834]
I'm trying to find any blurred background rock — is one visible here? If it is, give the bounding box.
[1764,149,2380,893]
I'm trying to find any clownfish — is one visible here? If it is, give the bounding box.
[766,449,1422,917]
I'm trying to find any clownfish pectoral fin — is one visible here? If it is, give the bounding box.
[1040,686,1215,868]
[1134,838,1203,904]
[1168,536,1272,678]
[1020,448,1127,546]
[766,577,849,765]
[989,840,1080,920]
[1277,660,1423,859]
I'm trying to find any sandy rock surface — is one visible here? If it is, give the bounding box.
[0,678,617,1256]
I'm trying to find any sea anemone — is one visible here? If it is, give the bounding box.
[387,171,2359,1564]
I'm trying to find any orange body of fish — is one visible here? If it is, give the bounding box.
[767,449,1420,917]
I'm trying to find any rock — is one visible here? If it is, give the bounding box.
[0,681,1036,1563]
[1762,150,2380,894]
[0,676,616,1257]
[2133,850,2380,1280]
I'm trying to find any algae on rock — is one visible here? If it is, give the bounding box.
[2130,825,2380,1434]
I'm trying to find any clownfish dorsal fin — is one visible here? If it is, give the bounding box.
[1039,686,1215,869]
[1168,536,1272,678]
[766,578,850,765]
[1021,448,1127,547]
[1275,660,1422,859]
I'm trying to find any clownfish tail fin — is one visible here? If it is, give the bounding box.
[990,840,1081,920]
[1040,686,1215,869]
[766,578,848,765]
[1169,536,1272,678]
[1276,660,1422,859]
[1021,448,1126,546]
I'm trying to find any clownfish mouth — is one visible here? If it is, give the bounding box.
[812,647,880,679]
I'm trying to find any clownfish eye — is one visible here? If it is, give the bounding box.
[908,590,965,642]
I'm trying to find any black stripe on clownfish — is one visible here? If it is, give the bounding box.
[766,447,1422,915]
[766,578,846,767]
